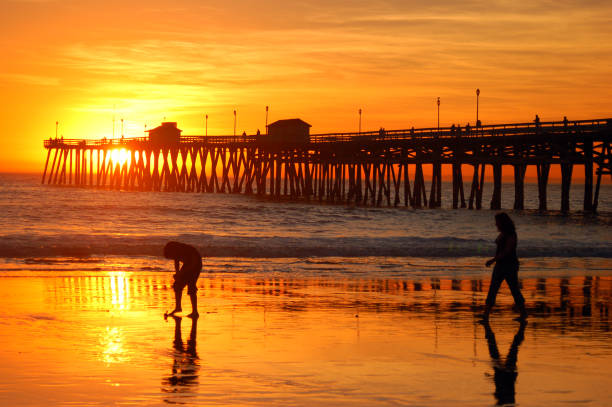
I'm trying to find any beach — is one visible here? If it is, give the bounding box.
[0,173,611,405]
[0,265,611,406]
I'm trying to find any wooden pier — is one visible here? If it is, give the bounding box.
[42,118,612,212]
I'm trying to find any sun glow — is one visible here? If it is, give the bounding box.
[110,148,130,167]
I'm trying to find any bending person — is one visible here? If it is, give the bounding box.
[482,213,527,321]
[164,241,202,318]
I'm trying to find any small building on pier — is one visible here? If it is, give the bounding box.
[267,119,311,143]
[147,122,182,145]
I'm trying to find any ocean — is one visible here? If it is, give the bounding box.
[0,172,611,406]
[1,173,611,269]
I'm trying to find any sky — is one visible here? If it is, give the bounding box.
[1,0,611,172]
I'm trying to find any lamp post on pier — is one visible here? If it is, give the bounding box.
[476,88,480,127]
[437,97,440,135]
[205,114,208,137]
[55,121,58,139]
[265,105,269,134]
[233,110,237,137]
[359,108,362,134]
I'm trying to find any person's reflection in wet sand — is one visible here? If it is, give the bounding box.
[483,321,526,405]
[162,316,199,394]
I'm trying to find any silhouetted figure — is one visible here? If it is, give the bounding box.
[451,124,456,136]
[242,131,247,141]
[482,213,527,320]
[163,316,199,391]
[379,127,385,139]
[563,116,568,127]
[256,129,261,136]
[164,241,202,318]
[483,320,526,405]
[534,115,540,127]
[410,127,415,137]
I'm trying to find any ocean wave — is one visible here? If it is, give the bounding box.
[0,234,610,259]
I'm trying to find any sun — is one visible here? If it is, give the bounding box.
[111,148,130,167]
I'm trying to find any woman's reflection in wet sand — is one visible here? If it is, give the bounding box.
[482,321,526,405]
[162,316,199,395]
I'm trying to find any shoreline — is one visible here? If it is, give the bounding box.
[1,255,610,278]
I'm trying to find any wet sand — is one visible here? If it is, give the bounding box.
[0,270,611,406]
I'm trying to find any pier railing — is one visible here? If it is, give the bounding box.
[44,118,612,148]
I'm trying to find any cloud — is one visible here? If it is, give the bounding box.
[0,73,60,86]
[9,0,611,128]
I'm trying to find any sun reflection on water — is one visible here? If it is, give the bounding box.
[108,271,130,310]
[99,326,129,364]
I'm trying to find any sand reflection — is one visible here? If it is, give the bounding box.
[482,320,526,405]
[162,316,200,400]
[0,271,609,406]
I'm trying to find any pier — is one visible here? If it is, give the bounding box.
[42,118,612,212]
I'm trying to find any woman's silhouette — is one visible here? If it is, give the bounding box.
[482,213,527,320]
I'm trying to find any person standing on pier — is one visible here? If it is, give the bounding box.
[481,213,527,321]
[164,241,202,318]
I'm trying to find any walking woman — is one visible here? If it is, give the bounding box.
[482,213,527,321]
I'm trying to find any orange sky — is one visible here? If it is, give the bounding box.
[1,0,611,173]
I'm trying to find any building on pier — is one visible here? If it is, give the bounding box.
[147,122,182,146]
[267,119,311,143]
